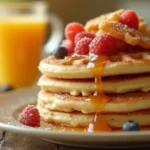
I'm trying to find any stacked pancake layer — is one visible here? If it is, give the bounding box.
[37,10,150,131]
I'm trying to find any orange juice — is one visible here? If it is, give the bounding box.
[0,16,47,88]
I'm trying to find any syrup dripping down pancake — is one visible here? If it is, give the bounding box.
[38,74,150,95]
[38,90,150,114]
[39,52,150,79]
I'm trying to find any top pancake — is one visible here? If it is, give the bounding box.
[39,9,150,79]
[85,9,125,33]
[85,9,150,35]
[98,20,150,49]
[39,52,150,79]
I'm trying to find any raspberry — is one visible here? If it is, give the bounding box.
[75,37,92,55]
[74,31,95,44]
[19,105,40,127]
[65,22,84,42]
[89,34,117,55]
[61,40,75,55]
[120,10,139,30]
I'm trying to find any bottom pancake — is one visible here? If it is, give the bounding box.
[37,104,150,128]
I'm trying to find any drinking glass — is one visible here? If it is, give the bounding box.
[0,1,63,88]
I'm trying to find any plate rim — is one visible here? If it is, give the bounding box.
[0,119,150,137]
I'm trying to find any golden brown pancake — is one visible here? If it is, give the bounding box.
[98,20,150,49]
[37,104,150,128]
[38,74,150,95]
[85,9,149,34]
[85,9,125,33]
[38,90,150,114]
[39,53,150,79]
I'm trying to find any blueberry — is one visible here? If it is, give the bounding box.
[0,85,14,92]
[122,120,140,131]
[54,46,68,59]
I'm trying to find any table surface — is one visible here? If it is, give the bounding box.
[0,131,150,150]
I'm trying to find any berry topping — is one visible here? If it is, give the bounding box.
[54,46,68,59]
[122,121,140,131]
[65,22,84,42]
[0,85,14,92]
[74,31,95,44]
[61,40,75,55]
[19,105,40,127]
[120,10,139,30]
[89,34,117,55]
[75,37,92,55]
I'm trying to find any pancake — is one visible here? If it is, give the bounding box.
[38,74,150,95]
[85,9,124,33]
[38,90,150,114]
[37,104,150,128]
[85,9,149,34]
[39,52,150,79]
[36,9,150,131]
[98,20,150,49]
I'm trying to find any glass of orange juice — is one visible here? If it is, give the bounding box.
[0,1,63,88]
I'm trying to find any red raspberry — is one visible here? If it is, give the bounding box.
[89,34,117,55]
[65,22,84,42]
[120,10,139,30]
[75,37,92,55]
[74,31,95,44]
[61,40,75,55]
[19,105,40,127]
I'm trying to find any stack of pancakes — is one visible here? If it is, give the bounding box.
[37,9,150,131]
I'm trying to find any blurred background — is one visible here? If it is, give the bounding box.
[1,0,150,26]
[48,0,150,26]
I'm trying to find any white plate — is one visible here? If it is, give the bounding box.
[0,87,150,148]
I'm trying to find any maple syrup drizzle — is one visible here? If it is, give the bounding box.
[87,55,111,132]
[41,119,150,132]
[63,55,85,65]
[144,60,150,64]
[40,119,86,132]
